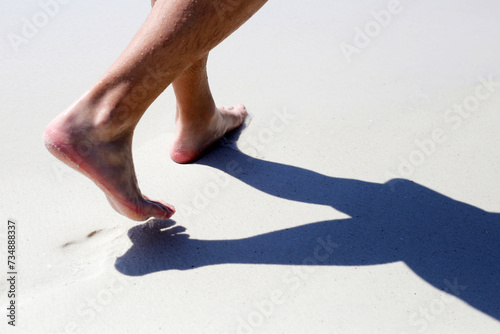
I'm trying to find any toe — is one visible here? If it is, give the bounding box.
[238,105,248,117]
[143,196,175,220]
[149,202,175,220]
[160,201,176,215]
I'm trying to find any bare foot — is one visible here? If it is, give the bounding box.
[170,104,248,164]
[43,100,175,221]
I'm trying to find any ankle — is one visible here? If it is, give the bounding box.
[62,91,139,140]
[175,101,218,129]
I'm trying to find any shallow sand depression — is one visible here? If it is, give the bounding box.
[1,0,500,333]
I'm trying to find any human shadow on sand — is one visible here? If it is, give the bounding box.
[115,148,500,320]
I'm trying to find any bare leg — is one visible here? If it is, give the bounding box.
[170,55,247,163]
[43,0,267,221]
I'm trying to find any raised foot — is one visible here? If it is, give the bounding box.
[43,111,175,221]
[170,104,248,164]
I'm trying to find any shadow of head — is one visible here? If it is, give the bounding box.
[115,149,500,319]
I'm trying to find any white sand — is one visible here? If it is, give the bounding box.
[1,0,500,333]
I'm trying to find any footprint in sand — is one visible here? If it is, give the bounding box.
[57,227,130,283]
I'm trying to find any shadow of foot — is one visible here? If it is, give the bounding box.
[115,150,500,320]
